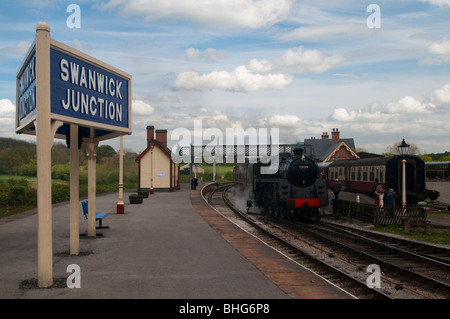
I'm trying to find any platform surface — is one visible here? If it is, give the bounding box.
[0,185,290,299]
[0,184,353,299]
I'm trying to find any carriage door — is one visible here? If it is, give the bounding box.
[345,166,350,188]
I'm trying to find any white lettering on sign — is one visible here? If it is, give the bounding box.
[58,58,124,122]
[18,55,37,126]
[60,59,123,99]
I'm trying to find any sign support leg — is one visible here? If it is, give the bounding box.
[35,22,52,288]
[87,130,98,237]
[70,124,80,254]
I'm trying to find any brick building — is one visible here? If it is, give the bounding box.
[304,128,359,162]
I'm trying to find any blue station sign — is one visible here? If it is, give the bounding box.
[16,38,132,140]
[16,47,37,131]
[50,48,130,130]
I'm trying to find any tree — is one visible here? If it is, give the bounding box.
[383,140,421,156]
[97,145,117,163]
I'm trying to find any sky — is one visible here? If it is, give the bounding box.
[1,0,450,155]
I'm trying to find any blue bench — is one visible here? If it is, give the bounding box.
[81,200,109,230]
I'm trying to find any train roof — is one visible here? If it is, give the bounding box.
[327,155,424,167]
[425,161,450,166]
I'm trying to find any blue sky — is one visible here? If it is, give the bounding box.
[1,0,450,154]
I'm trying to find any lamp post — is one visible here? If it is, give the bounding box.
[117,136,124,214]
[397,138,410,155]
[398,139,409,207]
[149,140,155,195]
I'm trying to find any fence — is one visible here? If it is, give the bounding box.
[332,199,428,227]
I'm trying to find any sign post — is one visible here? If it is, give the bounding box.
[35,22,53,288]
[16,22,132,287]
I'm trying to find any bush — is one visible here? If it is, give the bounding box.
[0,178,36,207]
[51,163,70,181]
[52,183,70,203]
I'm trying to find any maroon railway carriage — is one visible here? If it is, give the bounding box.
[320,155,426,204]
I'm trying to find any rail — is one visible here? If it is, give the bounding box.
[203,183,391,299]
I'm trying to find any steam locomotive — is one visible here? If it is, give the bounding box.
[233,147,328,220]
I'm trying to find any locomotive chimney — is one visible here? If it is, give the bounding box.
[147,125,155,147]
[321,132,329,140]
[156,129,168,147]
[331,128,340,145]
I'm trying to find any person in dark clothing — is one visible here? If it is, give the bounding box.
[384,189,398,207]
[332,179,341,199]
[191,178,198,190]
[384,188,398,216]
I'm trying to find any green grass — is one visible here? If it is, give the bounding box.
[200,165,234,176]
[376,222,450,245]
[0,174,68,185]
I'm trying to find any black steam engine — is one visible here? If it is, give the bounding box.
[233,147,328,220]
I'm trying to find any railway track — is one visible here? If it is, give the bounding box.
[205,183,450,299]
[203,183,391,299]
[286,220,450,298]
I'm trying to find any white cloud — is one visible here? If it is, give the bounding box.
[0,99,15,115]
[386,96,435,114]
[432,84,450,104]
[268,114,300,127]
[281,24,370,42]
[248,59,273,74]
[273,46,345,74]
[0,41,32,56]
[419,39,450,65]
[429,39,450,55]
[184,48,228,62]
[132,99,155,115]
[175,46,343,92]
[174,65,293,92]
[0,99,25,141]
[101,0,293,29]
[419,0,450,7]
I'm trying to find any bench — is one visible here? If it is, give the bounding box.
[81,200,109,230]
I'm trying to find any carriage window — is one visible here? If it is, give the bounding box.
[379,167,384,183]
[339,168,343,178]
[369,167,374,181]
[351,167,355,181]
[363,167,368,181]
[357,167,361,181]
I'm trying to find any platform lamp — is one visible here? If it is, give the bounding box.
[397,138,410,155]
[398,139,409,207]
[149,140,155,195]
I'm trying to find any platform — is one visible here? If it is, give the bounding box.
[0,184,351,299]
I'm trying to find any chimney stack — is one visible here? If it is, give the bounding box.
[321,132,329,140]
[156,129,167,147]
[147,125,155,147]
[331,128,340,145]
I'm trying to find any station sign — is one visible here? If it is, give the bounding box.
[16,38,132,141]
[16,44,37,132]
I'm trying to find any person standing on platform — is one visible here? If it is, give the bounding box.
[332,179,341,199]
[375,184,384,206]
